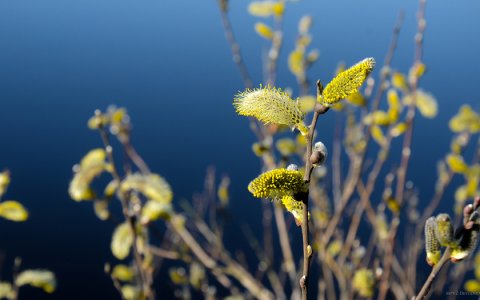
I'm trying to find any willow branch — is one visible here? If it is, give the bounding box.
[414,248,451,300]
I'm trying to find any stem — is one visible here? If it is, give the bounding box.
[300,81,329,300]
[217,5,253,89]
[414,248,452,300]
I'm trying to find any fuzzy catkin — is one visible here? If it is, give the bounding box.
[234,86,308,135]
[425,217,441,266]
[321,58,375,106]
[435,213,454,247]
[248,168,305,199]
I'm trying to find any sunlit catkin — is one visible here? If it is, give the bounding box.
[320,58,375,106]
[425,217,441,266]
[435,213,454,247]
[234,86,308,135]
[248,168,305,199]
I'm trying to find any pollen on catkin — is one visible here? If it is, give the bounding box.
[320,58,375,106]
[247,168,305,199]
[435,213,455,247]
[281,195,305,223]
[425,217,441,266]
[234,86,308,135]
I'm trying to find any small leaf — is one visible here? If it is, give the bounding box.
[111,222,134,260]
[16,270,56,293]
[0,201,28,222]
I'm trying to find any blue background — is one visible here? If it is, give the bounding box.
[0,0,479,298]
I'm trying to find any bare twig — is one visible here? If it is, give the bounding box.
[414,248,452,300]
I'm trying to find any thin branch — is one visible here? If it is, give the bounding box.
[378,2,426,298]
[217,4,253,89]
[414,248,452,300]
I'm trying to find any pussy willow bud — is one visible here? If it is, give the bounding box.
[425,217,441,266]
[310,141,328,166]
[287,164,299,171]
[435,213,454,247]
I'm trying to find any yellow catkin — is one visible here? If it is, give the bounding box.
[254,22,274,39]
[425,217,441,266]
[434,213,454,247]
[248,1,276,17]
[391,72,408,91]
[281,195,304,222]
[320,58,375,106]
[446,154,469,174]
[234,85,308,135]
[248,168,305,199]
[352,268,375,297]
[449,105,480,133]
[288,49,304,78]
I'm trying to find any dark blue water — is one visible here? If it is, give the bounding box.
[0,0,479,299]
